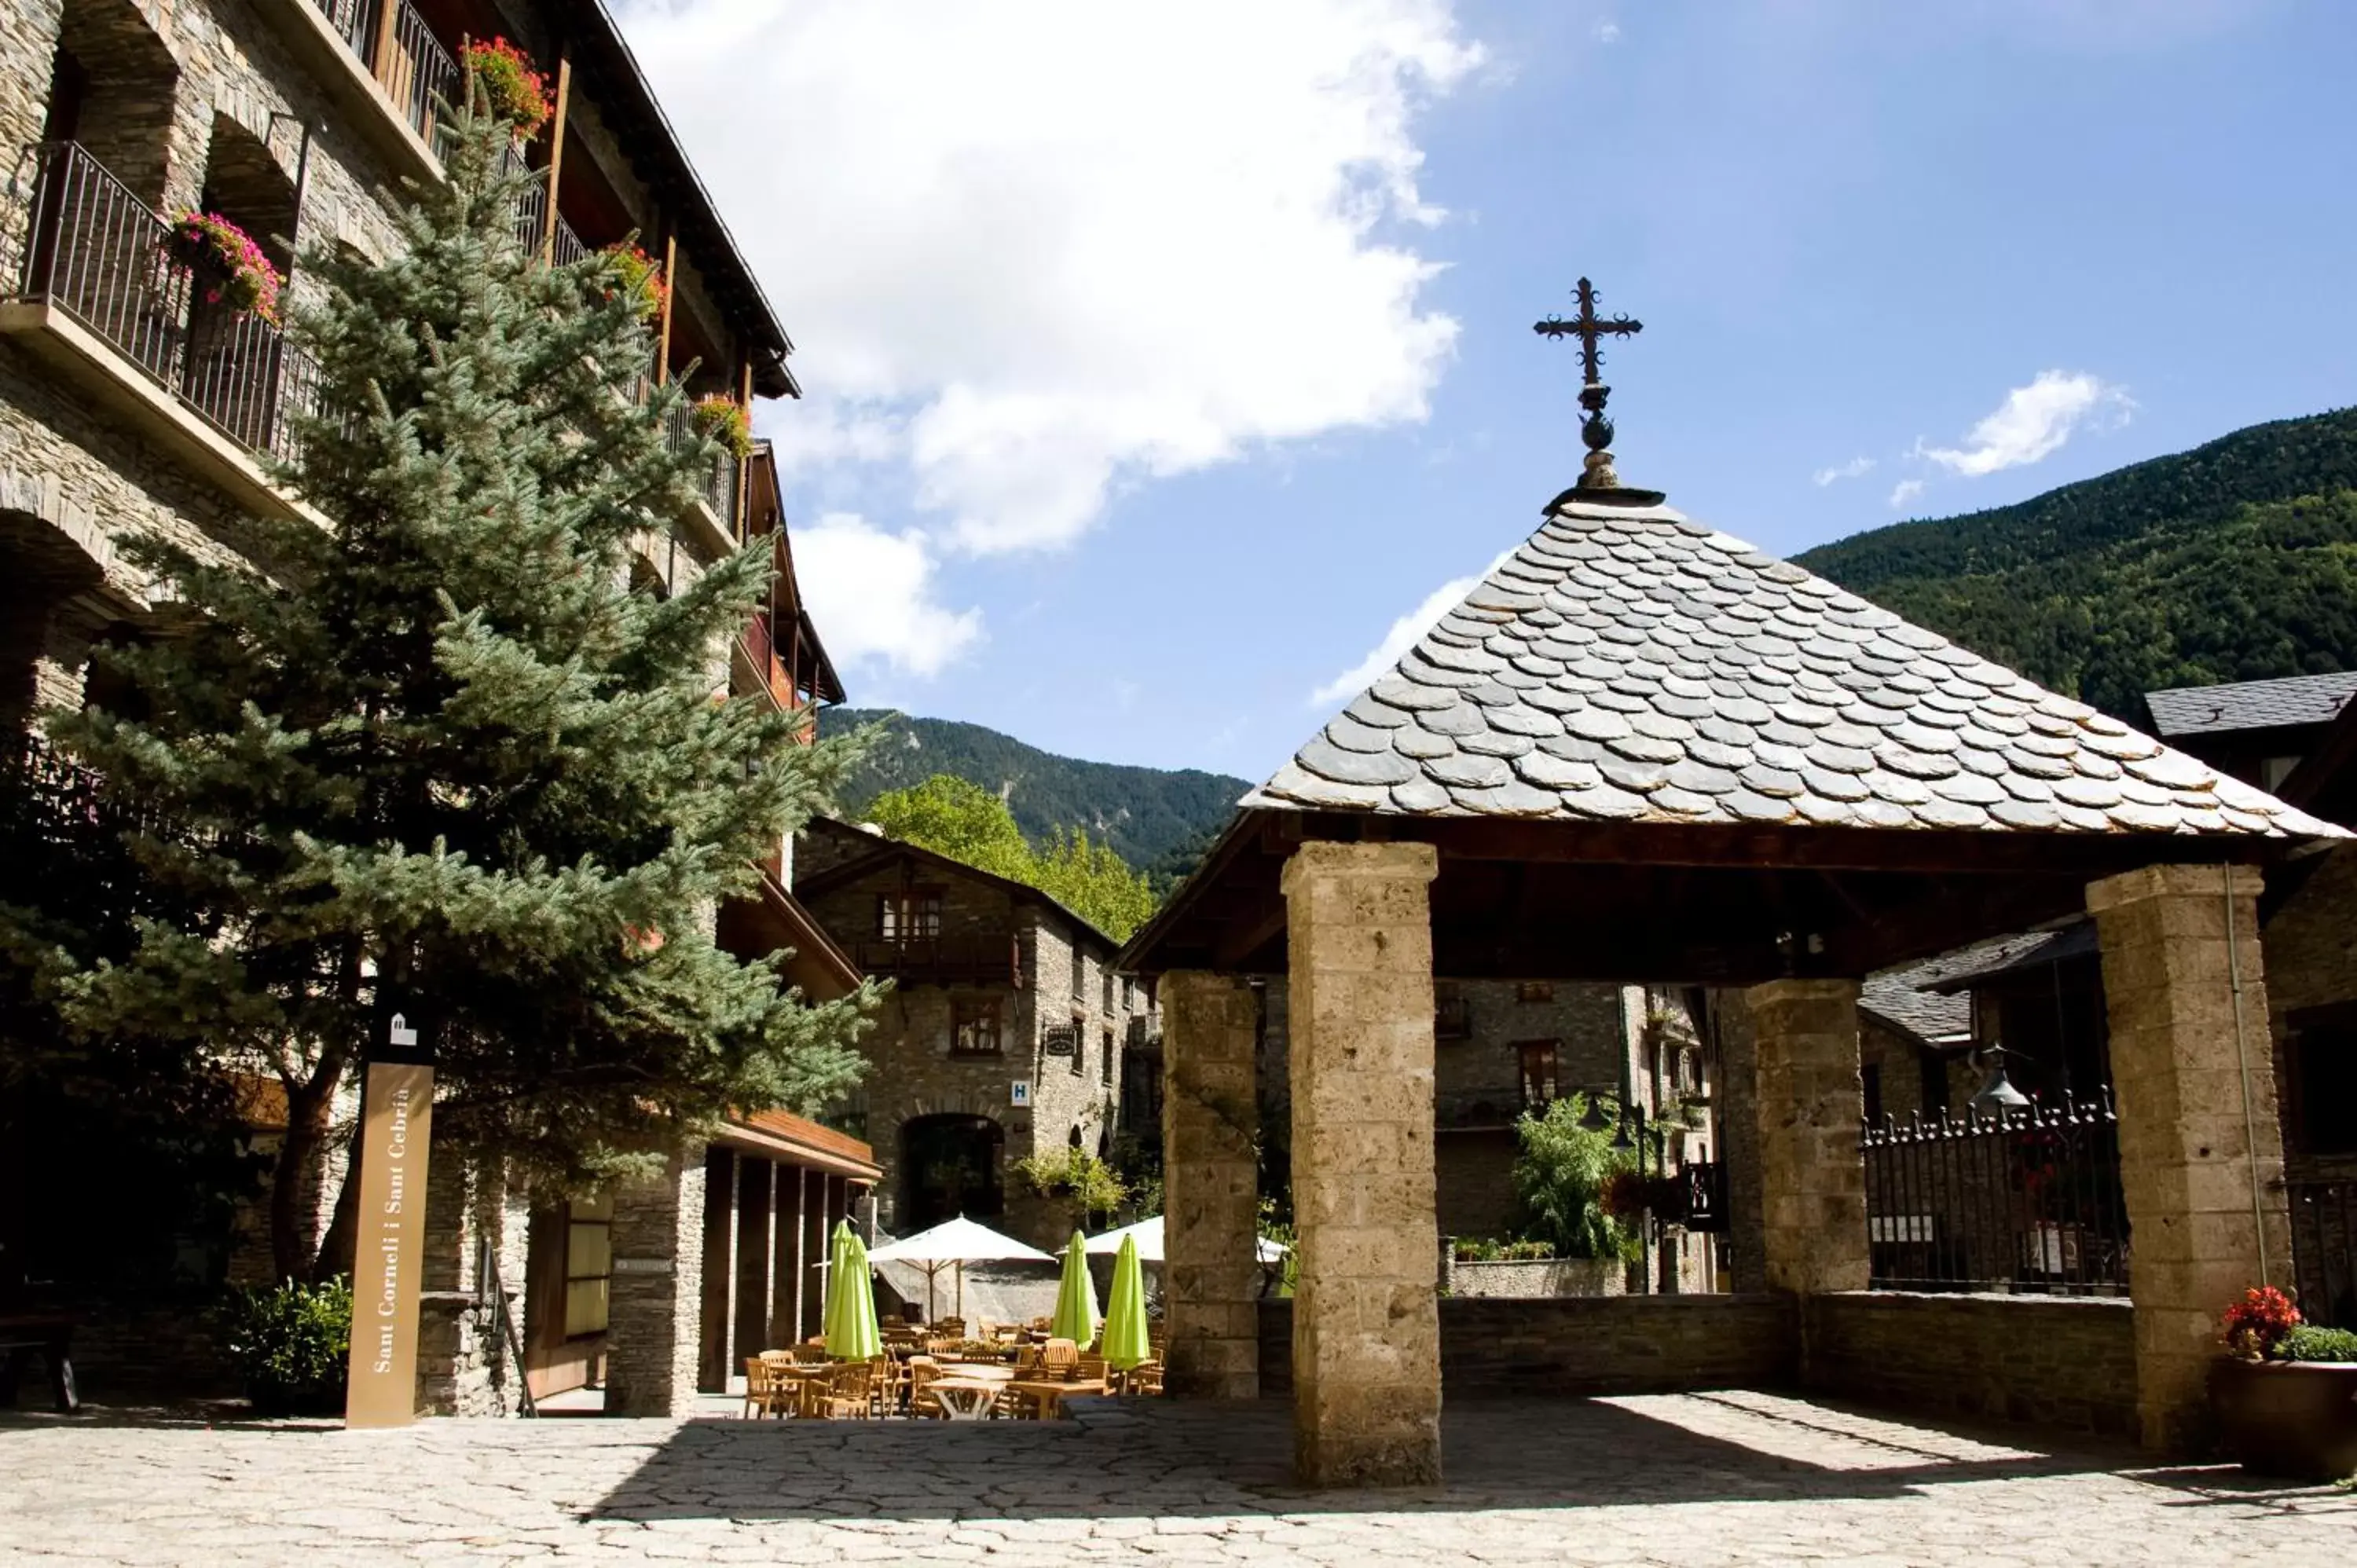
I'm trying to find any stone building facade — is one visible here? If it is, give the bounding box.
[1255,974,1721,1291]
[0,2,865,1420]
[793,815,1158,1252]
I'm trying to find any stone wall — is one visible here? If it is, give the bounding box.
[1258,1295,1797,1399]
[413,1138,531,1418]
[1446,1256,1630,1299]
[1800,1291,2139,1438]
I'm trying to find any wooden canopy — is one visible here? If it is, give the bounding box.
[1122,493,2344,984]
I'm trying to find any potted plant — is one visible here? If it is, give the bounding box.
[600,240,668,322]
[691,394,755,459]
[220,1277,352,1416]
[166,211,283,321]
[2209,1285,2357,1480]
[462,37,553,139]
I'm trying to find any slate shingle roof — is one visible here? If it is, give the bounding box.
[1247,496,2343,840]
[2145,670,2357,740]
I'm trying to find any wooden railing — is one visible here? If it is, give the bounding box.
[846,936,1020,987]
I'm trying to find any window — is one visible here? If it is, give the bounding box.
[1102,1028,1115,1084]
[1071,951,1087,1001]
[2286,1005,2357,1156]
[1516,1041,1560,1109]
[1435,989,1472,1041]
[1516,981,1554,1005]
[879,888,943,943]
[563,1195,614,1339]
[1103,969,1115,1013]
[1123,976,1137,1010]
[951,997,1001,1057]
[1069,1013,1087,1075]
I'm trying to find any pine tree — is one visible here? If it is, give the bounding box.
[12,94,874,1282]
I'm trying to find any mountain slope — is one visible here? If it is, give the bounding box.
[1794,408,2357,723]
[820,709,1248,874]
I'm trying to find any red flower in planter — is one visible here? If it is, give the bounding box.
[2220,1284,2302,1361]
[463,37,553,138]
[166,211,283,322]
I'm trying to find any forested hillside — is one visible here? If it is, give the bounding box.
[821,709,1248,874]
[1795,408,2357,721]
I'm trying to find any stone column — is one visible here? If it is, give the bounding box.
[1160,969,1261,1401]
[1283,840,1442,1488]
[604,1141,709,1416]
[2088,863,2291,1453]
[1746,978,1868,1295]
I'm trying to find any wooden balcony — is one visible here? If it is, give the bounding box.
[846,936,1020,987]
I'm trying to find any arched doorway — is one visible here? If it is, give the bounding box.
[902,1114,1004,1233]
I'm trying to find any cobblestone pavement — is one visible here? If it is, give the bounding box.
[3,1391,2351,1566]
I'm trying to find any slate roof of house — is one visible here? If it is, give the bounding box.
[1857,974,1972,1049]
[2144,670,2357,740]
[1246,496,2343,840]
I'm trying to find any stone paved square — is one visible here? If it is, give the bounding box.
[3,1394,2351,1566]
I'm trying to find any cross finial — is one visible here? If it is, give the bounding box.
[1534,277,1643,491]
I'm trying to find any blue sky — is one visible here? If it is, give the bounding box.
[623,1,2357,786]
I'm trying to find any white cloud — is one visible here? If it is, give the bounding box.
[1889,478,1926,510]
[1594,20,1622,43]
[621,1,1481,559]
[1813,455,1875,486]
[1914,370,2133,478]
[790,513,983,679]
[1310,552,1508,704]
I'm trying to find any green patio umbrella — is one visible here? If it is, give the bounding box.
[1099,1233,1149,1374]
[822,1218,881,1361]
[1050,1229,1099,1346]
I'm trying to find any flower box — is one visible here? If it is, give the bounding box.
[2209,1357,2357,1481]
[166,211,282,321]
[463,38,553,138]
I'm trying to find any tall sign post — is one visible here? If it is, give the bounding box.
[345,1006,435,1428]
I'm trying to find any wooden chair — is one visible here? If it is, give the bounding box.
[741,1357,793,1420]
[1040,1337,1080,1378]
[1124,1361,1164,1397]
[933,1317,966,1339]
[790,1343,830,1365]
[1013,1343,1040,1372]
[1076,1353,1107,1385]
[801,1360,874,1420]
[907,1355,944,1419]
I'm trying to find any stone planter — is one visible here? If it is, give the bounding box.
[1448,1257,1630,1299]
[2209,1357,2357,1481]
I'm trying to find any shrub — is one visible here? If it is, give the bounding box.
[692,395,755,459]
[1512,1094,1642,1262]
[2220,1284,2303,1361]
[463,38,553,137]
[166,211,282,321]
[221,1277,351,1415]
[2275,1324,2357,1364]
[1012,1148,1127,1225]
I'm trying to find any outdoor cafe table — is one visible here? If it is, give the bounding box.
[927,1363,1015,1421]
[1004,1377,1107,1422]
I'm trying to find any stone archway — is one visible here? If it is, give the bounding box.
[900,1112,1004,1233]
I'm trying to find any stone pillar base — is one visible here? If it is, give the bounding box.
[2088,863,2290,1453]
[604,1141,709,1417]
[1162,971,1261,1401]
[1285,840,1442,1488]
[1747,978,1868,1297]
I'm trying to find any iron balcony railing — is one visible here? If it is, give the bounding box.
[2289,1175,2356,1330]
[305,0,458,161]
[309,0,375,57]
[1861,1090,2129,1296]
[550,213,588,270]
[14,141,328,467]
[663,396,743,533]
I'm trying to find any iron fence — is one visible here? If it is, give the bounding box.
[1862,1090,2129,1296]
[550,213,588,270]
[14,141,328,467]
[308,0,377,56]
[379,2,461,162]
[2289,1177,2357,1330]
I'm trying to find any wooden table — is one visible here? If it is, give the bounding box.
[0,1313,76,1414]
[929,1376,1010,1421]
[1003,1377,1107,1421]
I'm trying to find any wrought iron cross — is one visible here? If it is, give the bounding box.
[1534,277,1641,386]
[1534,277,1644,491]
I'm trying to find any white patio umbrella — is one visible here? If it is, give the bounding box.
[866,1214,1054,1321]
[1083,1214,1288,1265]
